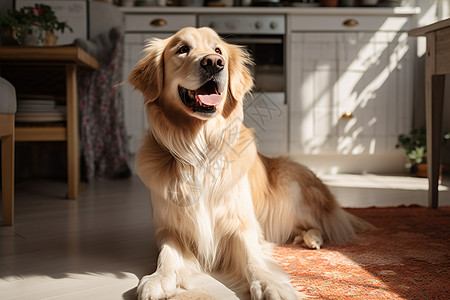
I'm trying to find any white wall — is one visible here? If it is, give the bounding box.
[0,0,13,10]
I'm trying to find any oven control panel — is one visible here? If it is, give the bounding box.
[198,15,285,35]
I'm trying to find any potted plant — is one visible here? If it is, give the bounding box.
[396,127,450,177]
[0,4,72,46]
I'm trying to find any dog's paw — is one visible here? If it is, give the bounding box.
[250,280,299,300]
[137,272,178,300]
[303,229,323,249]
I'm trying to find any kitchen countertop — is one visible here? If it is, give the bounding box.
[119,6,420,16]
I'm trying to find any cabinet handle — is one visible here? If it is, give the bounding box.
[150,19,167,27]
[341,111,353,119]
[343,19,358,27]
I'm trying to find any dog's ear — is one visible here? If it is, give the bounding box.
[128,38,167,103]
[227,43,254,102]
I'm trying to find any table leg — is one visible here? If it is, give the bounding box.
[426,75,445,208]
[425,31,445,208]
[66,64,79,199]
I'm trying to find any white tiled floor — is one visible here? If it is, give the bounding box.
[0,176,237,300]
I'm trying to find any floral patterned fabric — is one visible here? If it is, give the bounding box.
[77,30,130,182]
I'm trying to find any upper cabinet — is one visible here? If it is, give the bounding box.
[288,15,414,155]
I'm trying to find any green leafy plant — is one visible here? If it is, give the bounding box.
[396,127,450,171]
[0,4,72,45]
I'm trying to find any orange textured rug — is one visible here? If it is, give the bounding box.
[273,206,450,300]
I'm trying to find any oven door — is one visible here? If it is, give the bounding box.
[224,36,285,94]
[224,36,287,155]
[198,15,288,155]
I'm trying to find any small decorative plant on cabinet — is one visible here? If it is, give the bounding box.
[0,4,72,46]
[396,127,450,177]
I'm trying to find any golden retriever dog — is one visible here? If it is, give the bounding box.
[128,27,373,300]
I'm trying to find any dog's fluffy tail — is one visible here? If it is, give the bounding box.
[345,210,376,232]
[317,209,375,244]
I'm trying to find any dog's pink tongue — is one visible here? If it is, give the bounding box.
[196,93,222,106]
[196,81,222,106]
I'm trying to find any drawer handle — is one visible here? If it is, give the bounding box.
[341,111,353,119]
[150,19,167,27]
[343,19,359,27]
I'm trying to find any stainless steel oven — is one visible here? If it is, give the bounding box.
[198,15,288,155]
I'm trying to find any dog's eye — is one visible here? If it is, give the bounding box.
[215,47,222,55]
[177,45,190,54]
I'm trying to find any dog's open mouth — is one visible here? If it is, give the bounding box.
[178,80,221,114]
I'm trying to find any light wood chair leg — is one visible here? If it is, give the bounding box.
[1,119,14,226]
[66,64,79,199]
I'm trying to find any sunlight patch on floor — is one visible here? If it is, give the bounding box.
[320,174,448,191]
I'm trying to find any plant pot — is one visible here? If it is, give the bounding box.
[23,27,58,46]
[416,163,427,178]
[23,26,44,46]
[416,163,443,179]
[44,31,58,46]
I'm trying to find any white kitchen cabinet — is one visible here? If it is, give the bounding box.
[243,92,287,156]
[288,15,413,157]
[123,33,168,153]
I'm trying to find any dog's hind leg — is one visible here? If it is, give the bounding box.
[137,237,198,300]
[293,228,323,249]
[253,156,360,247]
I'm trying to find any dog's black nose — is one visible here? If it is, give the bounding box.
[201,54,224,74]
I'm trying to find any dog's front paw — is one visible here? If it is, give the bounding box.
[250,280,299,300]
[137,272,177,300]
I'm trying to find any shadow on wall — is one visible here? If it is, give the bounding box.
[295,26,412,156]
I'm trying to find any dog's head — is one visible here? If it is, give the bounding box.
[128,27,253,121]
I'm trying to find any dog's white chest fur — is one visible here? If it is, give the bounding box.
[151,162,256,268]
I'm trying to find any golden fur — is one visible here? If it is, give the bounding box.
[128,27,373,300]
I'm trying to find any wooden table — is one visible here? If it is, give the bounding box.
[409,18,450,208]
[0,46,98,199]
